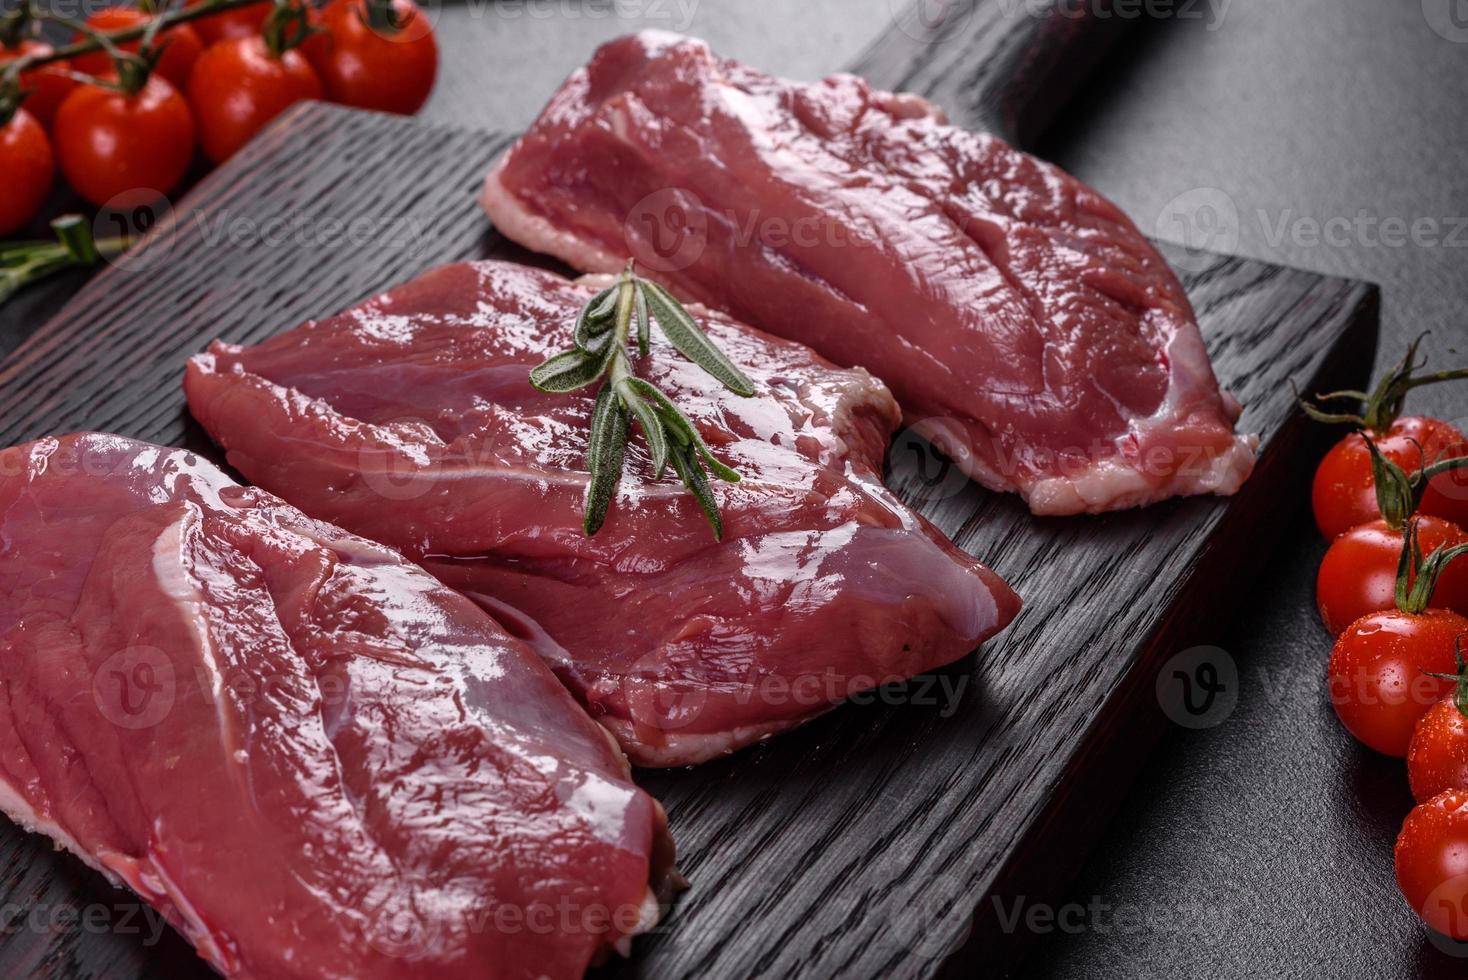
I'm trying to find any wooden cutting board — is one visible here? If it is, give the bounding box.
[0,8,1378,980]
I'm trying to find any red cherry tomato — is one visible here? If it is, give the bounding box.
[1313,419,1468,540]
[187,0,273,44]
[54,74,195,207]
[1396,789,1468,939]
[306,0,438,115]
[299,5,330,67]
[1409,698,1468,803]
[73,8,205,90]
[187,36,321,163]
[0,109,53,237]
[1327,607,1468,756]
[1316,516,1468,636]
[0,40,78,127]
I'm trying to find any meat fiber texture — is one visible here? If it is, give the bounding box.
[0,433,673,979]
[184,260,1021,767]
[479,31,1259,516]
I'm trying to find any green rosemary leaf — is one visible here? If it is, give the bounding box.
[624,378,742,483]
[573,286,619,354]
[533,265,753,537]
[584,384,630,536]
[640,281,756,397]
[586,382,621,474]
[696,445,741,483]
[618,379,670,477]
[623,378,691,445]
[529,347,610,393]
[619,378,687,437]
[635,282,651,357]
[590,285,618,319]
[668,443,723,540]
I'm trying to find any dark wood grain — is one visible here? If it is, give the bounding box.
[0,99,1377,979]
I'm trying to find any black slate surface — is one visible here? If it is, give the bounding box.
[2,0,1457,976]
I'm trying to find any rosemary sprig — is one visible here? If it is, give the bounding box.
[529,263,755,539]
[1,216,127,306]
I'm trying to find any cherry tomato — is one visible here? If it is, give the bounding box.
[0,109,53,237]
[306,0,438,115]
[1313,419,1468,540]
[54,75,195,207]
[1410,698,1468,803]
[0,40,77,127]
[1396,789,1468,939]
[188,36,321,164]
[1317,516,1468,636]
[73,8,205,90]
[187,0,273,44]
[298,5,330,67]
[1327,607,1468,756]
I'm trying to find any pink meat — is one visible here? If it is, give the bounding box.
[0,433,673,979]
[479,31,1258,515]
[183,260,1020,766]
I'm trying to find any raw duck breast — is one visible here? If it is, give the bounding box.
[184,260,1021,766]
[0,433,673,980]
[479,31,1258,516]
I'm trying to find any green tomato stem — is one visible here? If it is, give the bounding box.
[2,0,271,74]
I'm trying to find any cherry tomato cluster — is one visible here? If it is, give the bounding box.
[0,0,438,235]
[1305,338,1468,941]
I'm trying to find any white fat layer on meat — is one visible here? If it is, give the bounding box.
[0,776,115,883]
[146,850,240,975]
[614,889,666,956]
[480,159,626,276]
[1023,324,1259,515]
[603,714,810,768]
[1025,433,1259,517]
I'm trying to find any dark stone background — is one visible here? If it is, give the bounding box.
[6,1,1465,976]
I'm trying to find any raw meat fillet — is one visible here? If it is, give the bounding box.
[0,433,673,979]
[184,260,1021,766]
[479,31,1258,515]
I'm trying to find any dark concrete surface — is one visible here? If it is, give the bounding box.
[6,1,1465,976]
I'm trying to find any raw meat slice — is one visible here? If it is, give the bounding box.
[183,260,1021,766]
[479,31,1259,516]
[0,433,673,980]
